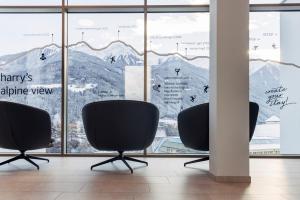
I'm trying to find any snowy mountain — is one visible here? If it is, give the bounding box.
[250,62,281,123]
[0,44,62,153]
[151,55,209,119]
[69,40,143,66]
[0,40,290,152]
[0,52,27,67]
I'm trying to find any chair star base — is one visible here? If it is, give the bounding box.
[91,151,148,174]
[184,156,209,167]
[0,151,49,170]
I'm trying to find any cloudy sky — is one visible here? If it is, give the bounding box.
[0,0,208,5]
[0,14,61,55]
[0,0,284,61]
[68,13,209,57]
[0,0,298,5]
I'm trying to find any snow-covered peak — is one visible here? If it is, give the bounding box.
[42,44,61,57]
[69,40,142,65]
[0,43,61,72]
[250,60,280,75]
[164,55,183,63]
[98,41,140,58]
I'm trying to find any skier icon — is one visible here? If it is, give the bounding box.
[180,105,184,111]
[253,45,259,51]
[175,68,180,76]
[110,56,116,64]
[40,53,46,61]
[190,95,196,102]
[204,85,209,93]
[272,43,277,49]
[153,84,161,92]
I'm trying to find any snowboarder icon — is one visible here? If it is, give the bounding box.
[175,68,180,76]
[110,56,116,64]
[40,53,46,61]
[190,95,196,102]
[153,84,161,92]
[204,85,209,93]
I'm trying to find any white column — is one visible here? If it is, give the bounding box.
[209,0,250,182]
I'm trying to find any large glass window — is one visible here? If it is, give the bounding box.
[67,0,143,5]
[67,13,144,153]
[148,0,209,5]
[0,0,61,5]
[1,2,300,156]
[0,14,62,153]
[250,0,300,4]
[249,12,300,155]
[147,13,209,154]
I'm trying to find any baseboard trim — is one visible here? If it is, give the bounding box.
[209,173,251,183]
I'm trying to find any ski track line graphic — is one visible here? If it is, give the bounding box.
[1,40,300,69]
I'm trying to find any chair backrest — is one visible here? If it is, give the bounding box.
[82,100,159,151]
[178,102,259,151]
[0,101,52,151]
[178,103,210,151]
[249,102,259,141]
[0,102,16,150]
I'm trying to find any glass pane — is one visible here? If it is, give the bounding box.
[148,0,209,5]
[0,0,61,5]
[250,0,300,3]
[250,12,300,155]
[67,0,143,5]
[147,13,209,154]
[67,13,144,153]
[0,14,62,153]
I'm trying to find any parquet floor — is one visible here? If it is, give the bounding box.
[0,157,299,200]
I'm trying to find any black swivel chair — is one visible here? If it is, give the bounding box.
[82,100,159,173]
[0,101,53,170]
[178,102,259,167]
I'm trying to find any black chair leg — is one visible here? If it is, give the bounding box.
[27,155,49,163]
[90,152,148,173]
[121,158,133,174]
[0,154,23,166]
[184,156,209,167]
[124,156,148,166]
[91,156,119,170]
[0,152,49,170]
[24,157,40,170]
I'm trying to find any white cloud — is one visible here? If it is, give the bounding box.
[250,49,281,61]
[134,14,209,37]
[187,0,209,4]
[249,20,259,30]
[149,42,162,51]
[78,19,95,27]
[150,0,208,5]
[250,13,280,29]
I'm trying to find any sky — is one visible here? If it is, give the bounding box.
[0,11,281,61]
[68,13,209,57]
[68,13,144,52]
[0,14,61,55]
[0,13,210,56]
[0,0,208,5]
[0,0,299,5]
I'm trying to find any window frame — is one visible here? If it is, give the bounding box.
[1,1,300,158]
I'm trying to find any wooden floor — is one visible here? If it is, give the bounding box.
[0,157,299,200]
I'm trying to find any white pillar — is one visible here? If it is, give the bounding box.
[209,0,250,182]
